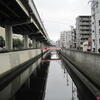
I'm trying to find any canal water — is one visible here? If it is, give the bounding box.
[11,51,96,100]
[1,51,96,100]
[44,52,78,100]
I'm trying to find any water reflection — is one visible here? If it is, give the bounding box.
[13,55,51,100]
[44,52,96,100]
[61,59,97,100]
[62,64,78,100]
[44,54,79,100]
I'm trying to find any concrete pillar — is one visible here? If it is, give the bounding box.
[42,43,45,49]
[36,40,38,49]
[36,41,41,49]
[23,35,29,49]
[40,42,42,48]
[40,42,42,49]
[32,38,36,48]
[5,26,13,50]
[38,41,40,48]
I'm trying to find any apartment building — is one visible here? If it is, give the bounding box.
[76,16,91,49]
[71,27,77,48]
[60,31,71,48]
[56,40,60,48]
[91,0,100,52]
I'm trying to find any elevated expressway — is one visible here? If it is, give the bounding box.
[0,0,50,50]
[0,0,51,99]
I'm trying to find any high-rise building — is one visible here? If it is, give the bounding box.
[70,27,77,49]
[76,16,91,50]
[91,0,100,52]
[56,40,60,47]
[60,31,71,48]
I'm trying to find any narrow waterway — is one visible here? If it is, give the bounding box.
[1,51,96,100]
[44,52,78,100]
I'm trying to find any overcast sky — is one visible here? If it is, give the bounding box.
[34,0,91,41]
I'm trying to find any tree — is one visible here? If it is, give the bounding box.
[29,42,32,48]
[0,36,5,48]
[13,38,23,49]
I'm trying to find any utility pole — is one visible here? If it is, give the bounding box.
[89,0,98,52]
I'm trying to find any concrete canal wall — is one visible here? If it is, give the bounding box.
[0,49,42,75]
[0,49,49,100]
[61,49,100,89]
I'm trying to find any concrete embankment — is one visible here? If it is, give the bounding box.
[59,49,100,97]
[0,49,42,75]
[0,49,49,100]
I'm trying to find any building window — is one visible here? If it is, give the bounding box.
[99,20,100,26]
[96,2,98,8]
[99,39,100,45]
[99,29,100,35]
[93,39,95,45]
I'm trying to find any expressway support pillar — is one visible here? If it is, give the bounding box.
[38,41,40,48]
[40,42,42,49]
[36,40,38,49]
[5,26,13,50]
[32,38,36,48]
[42,43,45,49]
[36,41,41,48]
[23,35,29,49]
